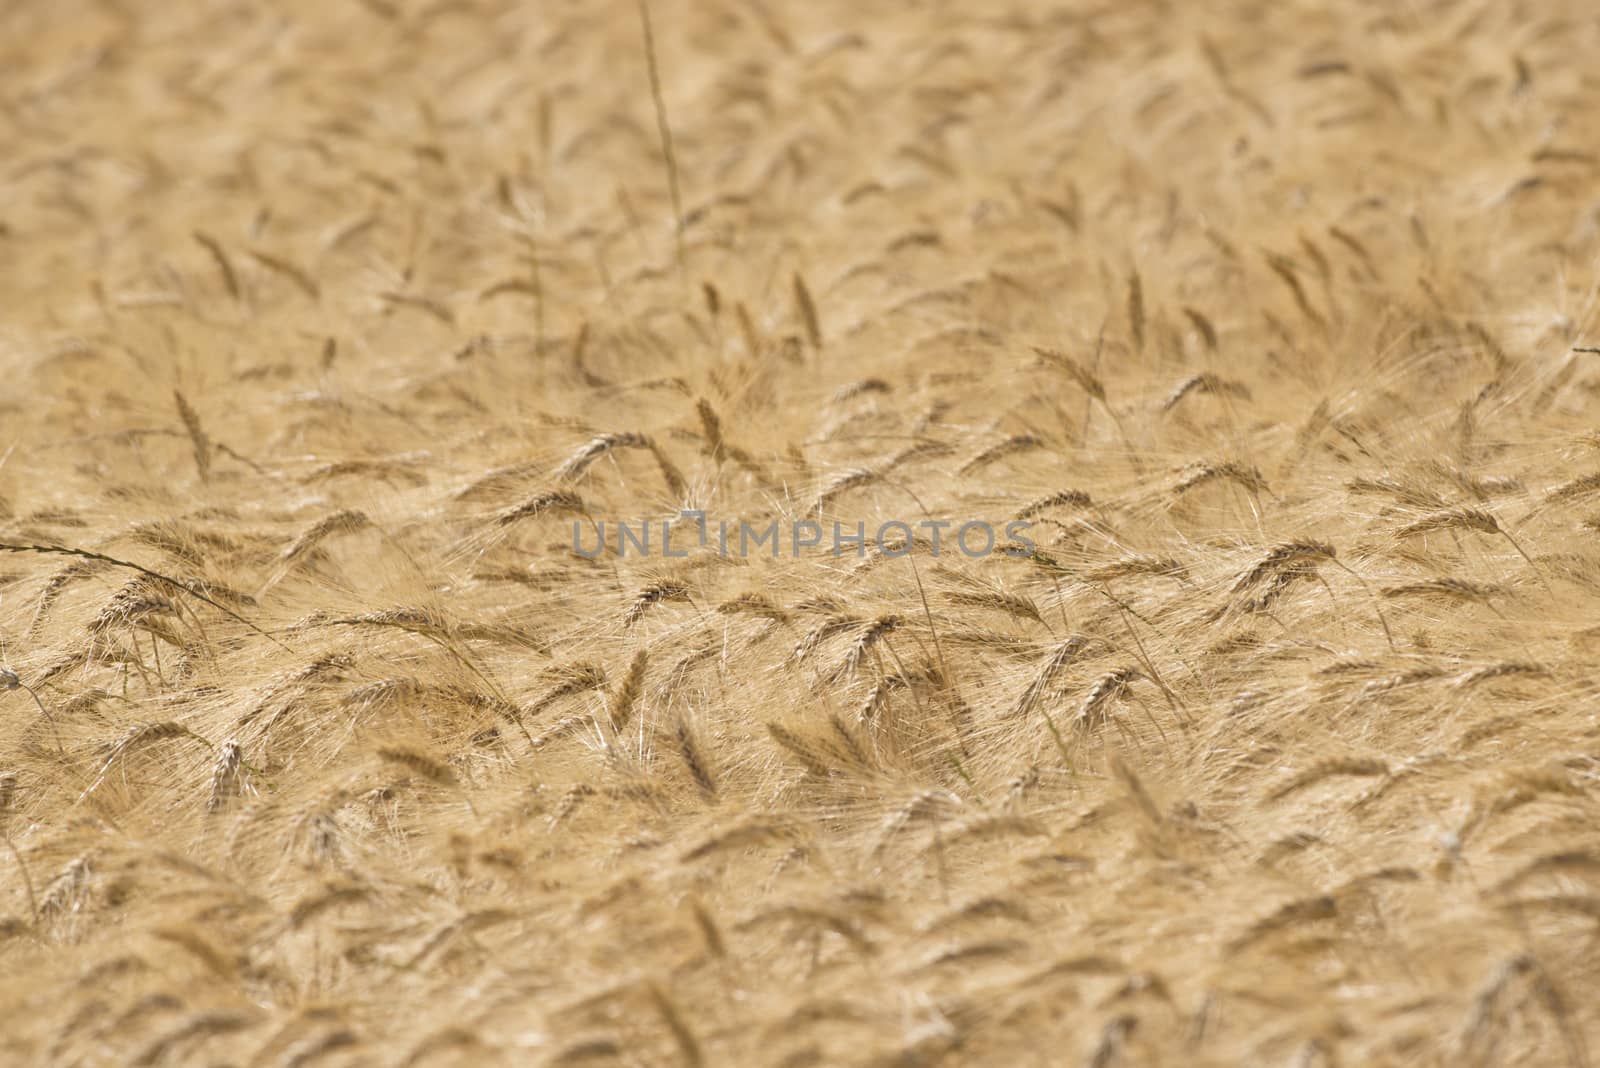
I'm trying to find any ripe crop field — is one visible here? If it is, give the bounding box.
[4,0,1600,1064]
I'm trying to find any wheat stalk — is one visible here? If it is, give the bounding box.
[637,0,685,274]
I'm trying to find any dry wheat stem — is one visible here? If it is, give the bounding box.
[637,0,686,276]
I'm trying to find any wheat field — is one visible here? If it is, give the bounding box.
[3,0,1600,1064]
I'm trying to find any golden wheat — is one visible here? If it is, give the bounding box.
[2,1,1600,1064]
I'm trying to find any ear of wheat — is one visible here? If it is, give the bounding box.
[1163,372,1251,412]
